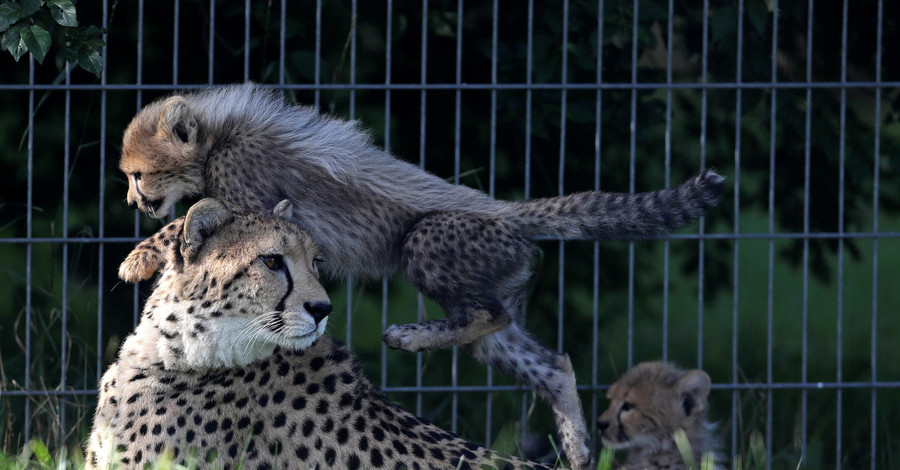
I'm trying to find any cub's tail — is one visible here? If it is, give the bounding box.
[512,169,725,240]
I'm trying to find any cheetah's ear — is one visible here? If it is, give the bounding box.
[677,369,711,416]
[273,199,294,220]
[158,96,199,146]
[181,198,233,262]
[118,218,186,283]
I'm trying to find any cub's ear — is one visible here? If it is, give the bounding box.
[118,218,186,283]
[181,198,233,262]
[677,369,711,416]
[273,199,294,220]
[158,96,198,146]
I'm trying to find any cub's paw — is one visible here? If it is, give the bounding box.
[383,324,427,352]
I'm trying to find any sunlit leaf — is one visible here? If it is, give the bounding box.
[28,440,53,468]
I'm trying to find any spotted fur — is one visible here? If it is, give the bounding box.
[597,362,723,470]
[87,198,550,470]
[120,84,725,468]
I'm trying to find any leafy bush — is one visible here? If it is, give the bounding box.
[0,0,103,75]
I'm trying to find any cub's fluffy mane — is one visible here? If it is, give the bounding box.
[181,83,506,218]
[185,84,361,182]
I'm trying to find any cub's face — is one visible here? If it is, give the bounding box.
[120,96,205,218]
[597,362,711,451]
[119,199,331,369]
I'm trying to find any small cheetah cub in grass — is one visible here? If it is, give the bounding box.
[597,362,723,470]
[86,198,551,470]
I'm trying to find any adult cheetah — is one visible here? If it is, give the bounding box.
[86,198,552,470]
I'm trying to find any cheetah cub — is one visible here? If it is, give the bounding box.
[597,362,722,470]
[120,83,725,468]
[86,198,551,470]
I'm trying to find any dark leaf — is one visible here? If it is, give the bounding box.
[47,0,78,27]
[21,24,51,63]
[20,0,42,17]
[2,22,26,61]
[0,2,24,33]
[77,48,102,76]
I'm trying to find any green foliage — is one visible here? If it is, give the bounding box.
[0,0,103,75]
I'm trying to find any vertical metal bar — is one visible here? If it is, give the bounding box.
[453,0,463,185]
[697,0,710,371]
[522,0,534,431]
[871,3,883,468]
[349,0,357,117]
[244,0,250,82]
[137,0,144,104]
[485,0,498,446]
[416,0,429,418]
[24,56,34,444]
[381,0,393,408]
[801,0,814,460]
[591,0,605,429]
[731,0,745,462]
[835,1,849,467]
[661,0,673,362]
[557,0,569,354]
[380,278,389,387]
[314,0,322,109]
[60,62,71,447]
[420,0,428,173]
[174,0,180,84]
[279,0,286,86]
[134,0,144,330]
[209,0,215,84]
[100,0,110,385]
[451,0,464,433]
[766,2,779,468]
[524,0,533,201]
[627,0,638,368]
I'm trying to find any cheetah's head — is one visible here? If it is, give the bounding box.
[120,95,206,218]
[597,362,712,454]
[118,198,331,370]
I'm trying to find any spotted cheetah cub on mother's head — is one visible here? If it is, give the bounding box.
[597,362,723,470]
[86,198,551,470]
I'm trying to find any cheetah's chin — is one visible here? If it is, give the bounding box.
[277,328,324,352]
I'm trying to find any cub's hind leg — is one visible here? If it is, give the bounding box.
[466,326,591,470]
[385,211,591,469]
[384,212,530,351]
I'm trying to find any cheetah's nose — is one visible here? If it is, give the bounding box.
[304,301,333,325]
[128,200,138,210]
[597,420,610,433]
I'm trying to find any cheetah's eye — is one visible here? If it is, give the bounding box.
[621,402,636,412]
[260,254,285,271]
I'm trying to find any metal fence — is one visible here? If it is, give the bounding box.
[0,0,898,468]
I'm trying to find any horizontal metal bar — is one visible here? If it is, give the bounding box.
[0,81,898,92]
[0,237,144,244]
[1,389,99,397]
[3,231,899,245]
[534,231,900,241]
[3,379,895,399]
